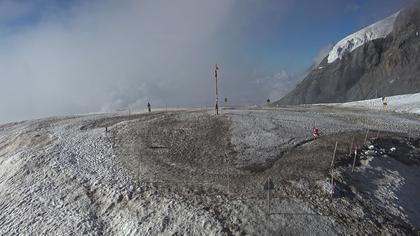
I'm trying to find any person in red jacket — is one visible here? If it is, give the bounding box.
[312,127,320,138]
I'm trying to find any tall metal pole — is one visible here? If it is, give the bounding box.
[216,75,218,104]
[215,65,219,102]
[215,64,219,115]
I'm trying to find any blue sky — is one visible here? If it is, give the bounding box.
[1,0,408,71]
[0,0,411,122]
[223,0,409,73]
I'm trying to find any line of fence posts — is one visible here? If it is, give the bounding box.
[229,129,408,215]
[223,127,418,215]
[334,130,371,197]
[218,129,416,218]
[259,132,370,209]
[331,133,361,198]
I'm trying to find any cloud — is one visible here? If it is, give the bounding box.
[255,70,303,101]
[312,43,334,66]
[0,0,305,123]
[0,0,242,122]
[2,0,403,122]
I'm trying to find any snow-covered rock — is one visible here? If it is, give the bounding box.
[327,12,399,63]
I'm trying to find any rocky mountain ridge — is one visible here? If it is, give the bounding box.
[277,3,420,105]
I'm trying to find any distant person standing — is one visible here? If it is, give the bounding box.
[382,96,388,112]
[147,102,151,112]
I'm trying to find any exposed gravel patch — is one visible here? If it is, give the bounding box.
[0,107,419,235]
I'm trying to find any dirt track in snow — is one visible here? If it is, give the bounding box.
[0,106,419,235]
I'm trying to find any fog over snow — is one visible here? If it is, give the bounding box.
[0,0,289,123]
[0,0,409,123]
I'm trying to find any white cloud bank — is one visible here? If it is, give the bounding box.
[0,0,234,122]
[0,0,302,123]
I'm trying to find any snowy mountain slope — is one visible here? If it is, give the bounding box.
[337,92,420,114]
[277,2,420,105]
[327,11,399,63]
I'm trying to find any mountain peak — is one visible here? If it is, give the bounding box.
[277,4,420,106]
[327,11,400,63]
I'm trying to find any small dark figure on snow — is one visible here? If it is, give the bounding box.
[147,102,151,112]
[215,103,219,115]
[382,96,387,105]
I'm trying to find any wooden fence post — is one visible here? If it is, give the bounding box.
[349,136,355,156]
[352,146,358,172]
[331,142,338,168]
[330,142,338,198]
[330,169,334,198]
[364,130,370,145]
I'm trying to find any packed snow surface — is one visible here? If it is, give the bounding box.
[337,92,420,114]
[327,11,399,63]
[1,106,420,235]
